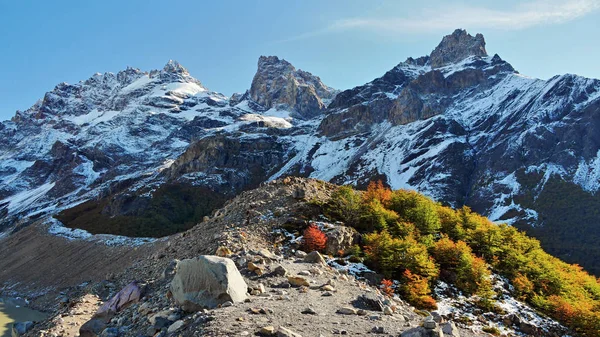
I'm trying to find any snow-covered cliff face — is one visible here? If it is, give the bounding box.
[2,29,600,273]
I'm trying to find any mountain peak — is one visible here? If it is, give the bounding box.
[163,59,189,74]
[256,55,296,74]
[249,55,337,119]
[429,29,487,68]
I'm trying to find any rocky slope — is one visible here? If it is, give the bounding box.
[7,178,570,337]
[2,29,600,275]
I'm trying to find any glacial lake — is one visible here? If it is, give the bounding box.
[0,298,47,337]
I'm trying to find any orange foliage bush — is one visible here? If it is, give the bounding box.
[401,270,437,310]
[381,279,394,296]
[364,180,392,205]
[303,223,327,252]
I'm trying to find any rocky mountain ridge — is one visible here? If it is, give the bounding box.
[2,29,600,275]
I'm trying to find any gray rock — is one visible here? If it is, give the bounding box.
[324,225,359,256]
[100,327,119,337]
[277,326,303,337]
[371,326,385,334]
[337,307,357,315]
[273,265,288,277]
[249,56,338,120]
[441,322,460,337]
[170,255,248,311]
[429,29,487,68]
[11,321,33,336]
[423,316,437,329]
[167,320,185,334]
[303,251,326,264]
[354,293,384,311]
[79,318,107,337]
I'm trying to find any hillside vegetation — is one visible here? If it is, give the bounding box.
[319,181,600,336]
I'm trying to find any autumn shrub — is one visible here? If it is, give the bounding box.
[432,237,493,297]
[363,180,392,206]
[321,182,600,336]
[400,270,437,310]
[303,223,327,252]
[381,279,394,296]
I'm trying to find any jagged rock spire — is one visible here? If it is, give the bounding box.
[429,29,487,68]
[163,60,189,74]
[249,55,338,119]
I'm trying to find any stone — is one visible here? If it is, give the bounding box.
[337,307,357,315]
[383,306,393,315]
[167,320,185,334]
[170,255,248,311]
[371,326,385,334]
[520,322,539,335]
[423,316,437,329]
[287,276,310,287]
[301,307,318,315]
[441,322,460,337]
[260,326,276,335]
[96,281,145,318]
[324,225,359,256]
[430,311,443,323]
[248,261,261,271]
[161,259,179,279]
[276,326,303,337]
[400,327,427,337]
[294,250,307,258]
[273,265,288,277]
[216,246,233,257]
[11,321,33,335]
[100,327,119,337]
[258,248,281,261]
[79,318,107,337]
[321,285,335,292]
[303,251,326,264]
[354,293,384,311]
[298,270,311,276]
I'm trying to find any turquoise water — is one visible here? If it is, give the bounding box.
[0,298,47,337]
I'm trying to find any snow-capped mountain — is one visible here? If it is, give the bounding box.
[2,29,600,274]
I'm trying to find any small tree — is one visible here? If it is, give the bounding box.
[303,223,327,252]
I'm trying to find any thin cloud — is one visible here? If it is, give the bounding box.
[282,0,600,42]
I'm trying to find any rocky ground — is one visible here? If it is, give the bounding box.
[4,178,567,336]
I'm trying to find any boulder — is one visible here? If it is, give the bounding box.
[170,255,248,311]
[303,251,326,264]
[353,293,384,311]
[79,318,107,337]
[11,321,33,336]
[324,225,359,256]
[287,276,310,287]
[441,322,460,337]
[100,327,119,337]
[401,326,442,337]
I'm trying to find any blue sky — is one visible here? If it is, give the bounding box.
[1,0,599,120]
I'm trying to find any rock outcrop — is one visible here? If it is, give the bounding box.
[249,56,338,119]
[170,255,248,311]
[428,29,487,68]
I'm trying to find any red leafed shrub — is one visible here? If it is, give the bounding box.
[303,223,327,252]
[381,279,394,296]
